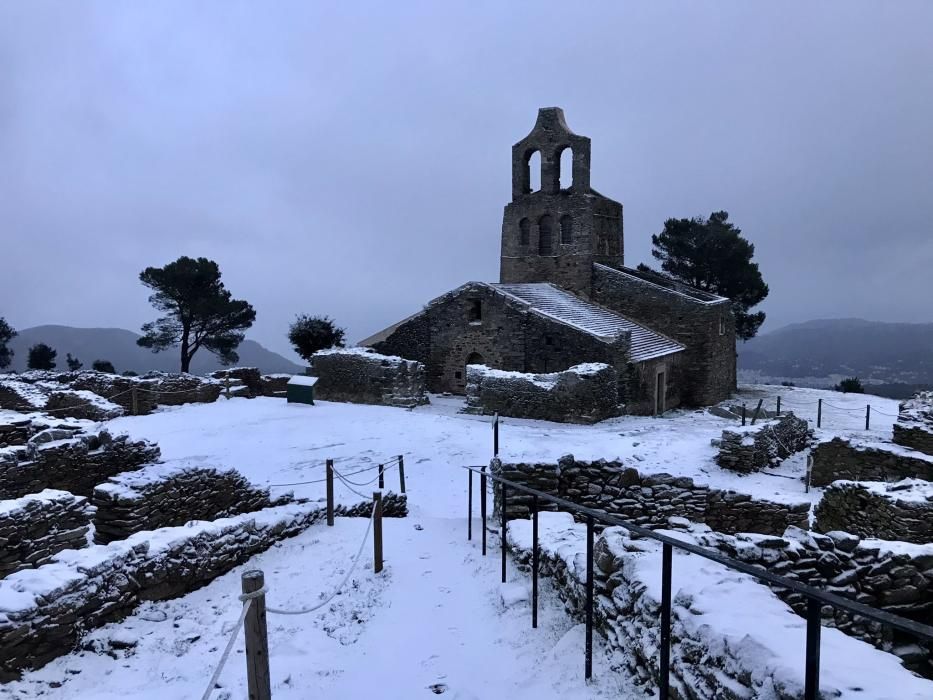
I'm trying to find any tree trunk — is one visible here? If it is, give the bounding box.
[180,327,190,373]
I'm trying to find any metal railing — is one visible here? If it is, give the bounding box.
[464,465,933,700]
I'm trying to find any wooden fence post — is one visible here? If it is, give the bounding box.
[373,491,383,574]
[398,455,406,494]
[225,374,231,400]
[741,403,747,426]
[241,570,271,700]
[750,399,764,425]
[776,396,781,416]
[378,463,384,490]
[817,399,823,428]
[866,404,871,431]
[326,459,334,526]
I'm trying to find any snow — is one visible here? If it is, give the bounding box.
[834,477,933,502]
[0,489,81,517]
[286,375,317,387]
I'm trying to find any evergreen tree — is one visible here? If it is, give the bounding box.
[0,317,16,370]
[66,353,83,371]
[288,315,346,362]
[137,256,256,373]
[835,377,864,394]
[642,211,769,341]
[92,359,116,373]
[27,343,57,370]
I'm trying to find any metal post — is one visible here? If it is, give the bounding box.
[501,483,507,583]
[378,463,384,490]
[373,491,384,574]
[241,570,271,700]
[659,543,673,700]
[865,404,871,430]
[468,469,473,541]
[817,398,822,428]
[776,395,781,416]
[532,495,539,629]
[741,403,747,426]
[585,515,594,680]
[480,466,487,556]
[493,412,499,457]
[804,597,822,700]
[326,459,334,527]
[398,455,406,494]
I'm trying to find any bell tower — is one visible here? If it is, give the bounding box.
[499,108,623,295]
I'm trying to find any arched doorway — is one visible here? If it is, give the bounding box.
[459,352,485,392]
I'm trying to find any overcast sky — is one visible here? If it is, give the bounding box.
[2,1,932,362]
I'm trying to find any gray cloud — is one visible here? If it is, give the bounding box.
[2,1,932,361]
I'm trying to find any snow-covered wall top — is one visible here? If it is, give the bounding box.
[309,348,428,408]
[894,391,933,457]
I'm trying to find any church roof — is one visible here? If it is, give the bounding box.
[493,283,685,362]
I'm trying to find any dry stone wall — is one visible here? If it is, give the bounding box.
[0,490,91,579]
[0,493,408,680]
[815,479,933,545]
[91,465,279,544]
[260,374,291,396]
[0,429,160,499]
[894,392,933,457]
[492,456,810,536]
[310,348,429,407]
[810,437,933,486]
[715,413,811,473]
[465,363,620,424]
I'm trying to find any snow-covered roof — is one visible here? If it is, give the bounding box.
[493,283,685,362]
[595,264,730,305]
[288,375,318,387]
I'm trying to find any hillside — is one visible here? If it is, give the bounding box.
[739,318,933,395]
[4,325,304,375]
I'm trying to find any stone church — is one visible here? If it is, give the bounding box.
[361,108,736,415]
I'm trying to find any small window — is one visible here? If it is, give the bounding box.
[468,300,482,323]
[545,335,553,346]
[560,214,573,244]
[519,218,530,245]
[719,316,726,335]
[455,371,462,379]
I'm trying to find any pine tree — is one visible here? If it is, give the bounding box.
[27,343,57,370]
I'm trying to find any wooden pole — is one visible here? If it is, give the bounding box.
[751,398,764,425]
[225,374,231,400]
[817,399,822,428]
[241,570,271,700]
[866,404,871,431]
[326,459,334,527]
[776,396,781,416]
[741,403,747,426]
[378,463,384,490]
[398,455,406,494]
[373,491,383,573]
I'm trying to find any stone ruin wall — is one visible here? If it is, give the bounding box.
[0,490,92,580]
[809,437,933,486]
[492,456,810,536]
[91,465,281,544]
[894,391,933,457]
[0,493,409,680]
[465,363,620,424]
[815,480,933,545]
[310,348,429,407]
[715,412,811,473]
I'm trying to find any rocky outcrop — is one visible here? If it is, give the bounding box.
[810,437,933,486]
[0,429,160,499]
[310,348,429,407]
[492,456,810,536]
[715,413,811,473]
[0,490,92,579]
[815,479,933,544]
[465,363,620,424]
[91,464,279,543]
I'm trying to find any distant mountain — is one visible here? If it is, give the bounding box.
[739,318,933,393]
[5,325,304,375]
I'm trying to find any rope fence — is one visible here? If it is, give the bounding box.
[733,394,907,432]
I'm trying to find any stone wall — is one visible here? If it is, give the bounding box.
[715,413,811,473]
[0,429,160,499]
[210,367,263,397]
[260,373,292,397]
[310,348,429,407]
[506,514,933,697]
[91,465,278,544]
[0,490,91,579]
[492,456,810,536]
[810,437,933,486]
[0,493,408,680]
[465,363,620,423]
[592,264,736,407]
[815,479,933,545]
[894,392,933,457]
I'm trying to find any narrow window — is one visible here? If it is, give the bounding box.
[528,150,541,192]
[558,147,573,189]
[719,316,726,335]
[538,214,553,255]
[560,214,573,244]
[519,218,530,245]
[468,300,482,323]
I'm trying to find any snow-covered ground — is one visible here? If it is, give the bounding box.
[0,386,911,698]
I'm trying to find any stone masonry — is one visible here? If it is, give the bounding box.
[894,391,933,457]
[310,347,429,407]
[0,490,92,579]
[465,363,620,423]
[815,479,933,545]
[715,412,811,473]
[809,437,933,487]
[492,456,810,536]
